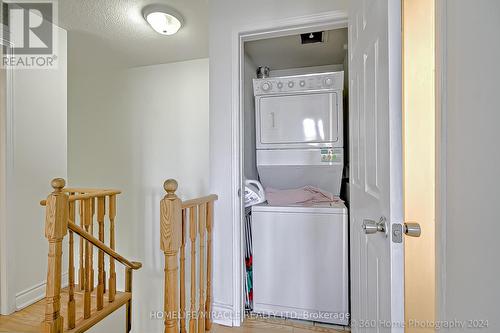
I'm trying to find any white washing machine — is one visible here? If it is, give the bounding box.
[251,71,349,325]
[252,202,349,325]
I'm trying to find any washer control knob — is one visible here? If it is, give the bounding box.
[324,77,334,87]
[277,82,283,89]
[261,81,272,92]
[299,80,306,87]
[288,81,294,88]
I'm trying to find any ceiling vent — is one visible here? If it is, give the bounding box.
[300,31,325,44]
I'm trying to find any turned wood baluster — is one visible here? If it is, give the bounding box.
[108,194,117,303]
[180,209,187,333]
[42,178,68,333]
[89,197,95,292]
[189,207,198,333]
[67,196,76,329]
[78,198,84,291]
[96,197,106,310]
[83,198,92,319]
[205,200,214,331]
[125,266,133,333]
[160,179,182,333]
[198,204,207,333]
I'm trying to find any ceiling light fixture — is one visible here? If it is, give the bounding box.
[143,5,183,35]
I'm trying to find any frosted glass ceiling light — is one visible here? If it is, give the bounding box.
[143,5,183,35]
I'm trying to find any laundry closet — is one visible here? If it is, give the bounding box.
[242,28,350,327]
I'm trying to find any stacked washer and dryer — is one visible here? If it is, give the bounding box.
[250,71,349,326]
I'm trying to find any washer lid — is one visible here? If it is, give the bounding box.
[251,202,347,214]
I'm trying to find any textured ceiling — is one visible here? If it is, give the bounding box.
[245,28,348,70]
[59,0,208,68]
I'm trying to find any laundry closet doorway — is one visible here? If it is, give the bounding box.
[231,3,414,332]
[232,11,349,328]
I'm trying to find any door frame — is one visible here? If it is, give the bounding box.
[0,25,16,315]
[435,0,447,323]
[230,10,348,326]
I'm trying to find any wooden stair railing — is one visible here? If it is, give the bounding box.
[160,179,218,333]
[40,178,142,333]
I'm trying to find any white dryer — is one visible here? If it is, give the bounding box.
[254,71,344,150]
[253,71,345,194]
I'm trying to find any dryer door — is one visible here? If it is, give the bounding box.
[256,91,342,149]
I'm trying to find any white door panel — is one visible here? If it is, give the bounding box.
[349,0,404,332]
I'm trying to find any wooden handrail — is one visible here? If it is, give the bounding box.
[181,194,219,209]
[69,220,142,270]
[40,190,122,206]
[67,190,122,202]
[64,187,121,193]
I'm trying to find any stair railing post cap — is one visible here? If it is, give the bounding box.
[51,178,66,192]
[164,179,178,196]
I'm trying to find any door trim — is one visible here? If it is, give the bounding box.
[0,27,16,314]
[230,10,348,326]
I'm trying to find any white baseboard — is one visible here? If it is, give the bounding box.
[212,301,235,327]
[15,272,69,311]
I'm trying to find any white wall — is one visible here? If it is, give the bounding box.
[87,306,126,333]
[68,58,209,333]
[439,0,500,330]
[208,0,348,324]
[0,27,67,314]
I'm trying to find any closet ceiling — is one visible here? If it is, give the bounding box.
[59,0,208,67]
[245,28,348,70]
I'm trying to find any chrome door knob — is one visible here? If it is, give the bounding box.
[363,217,387,235]
[404,222,421,237]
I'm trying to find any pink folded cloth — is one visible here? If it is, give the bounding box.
[265,186,343,206]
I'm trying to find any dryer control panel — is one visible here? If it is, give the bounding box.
[253,71,344,96]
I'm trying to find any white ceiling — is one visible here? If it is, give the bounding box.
[245,28,348,70]
[59,0,208,68]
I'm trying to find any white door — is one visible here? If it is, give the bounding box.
[349,0,404,332]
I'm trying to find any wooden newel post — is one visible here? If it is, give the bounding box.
[42,178,69,333]
[161,179,183,333]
